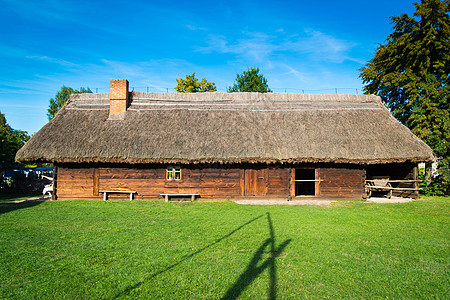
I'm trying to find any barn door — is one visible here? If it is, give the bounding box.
[243,168,268,196]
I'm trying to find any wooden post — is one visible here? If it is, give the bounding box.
[315,169,320,196]
[362,168,367,199]
[93,168,99,196]
[289,168,295,199]
[52,166,58,200]
[413,165,420,199]
[239,169,245,196]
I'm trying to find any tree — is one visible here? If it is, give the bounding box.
[227,67,272,93]
[359,0,450,192]
[174,73,217,93]
[47,86,92,120]
[0,112,30,169]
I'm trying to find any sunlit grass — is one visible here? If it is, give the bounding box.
[0,197,448,299]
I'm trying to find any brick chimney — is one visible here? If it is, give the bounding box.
[109,79,129,120]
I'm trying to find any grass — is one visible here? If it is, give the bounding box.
[0,197,448,299]
[0,191,42,203]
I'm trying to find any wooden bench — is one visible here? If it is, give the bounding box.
[100,190,137,201]
[161,193,199,202]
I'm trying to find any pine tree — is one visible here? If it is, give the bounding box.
[228,67,272,93]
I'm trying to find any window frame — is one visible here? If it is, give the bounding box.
[166,166,182,181]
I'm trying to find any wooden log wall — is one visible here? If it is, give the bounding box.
[56,166,242,200]
[318,167,365,200]
[56,164,370,201]
[101,167,240,199]
[267,168,290,197]
[57,168,94,199]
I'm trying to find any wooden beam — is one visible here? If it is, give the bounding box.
[315,169,320,196]
[93,168,99,196]
[293,179,323,182]
[289,168,295,198]
[239,169,245,196]
[365,180,422,183]
[413,165,419,199]
[52,166,58,200]
[368,186,421,191]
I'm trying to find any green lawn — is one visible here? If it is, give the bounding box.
[0,197,448,299]
[0,192,42,203]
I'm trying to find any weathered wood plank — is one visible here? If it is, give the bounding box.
[289,168,295,198]
[93,168,99,196]
[239,169,245,196]
[318,167,365,198]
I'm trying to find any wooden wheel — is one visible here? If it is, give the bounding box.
[387,182,392,199]
[365,186,372,198]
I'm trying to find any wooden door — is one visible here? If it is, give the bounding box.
[243,168,268,196]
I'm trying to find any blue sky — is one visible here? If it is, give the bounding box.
[0,0,417,134]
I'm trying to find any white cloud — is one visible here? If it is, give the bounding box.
[283,29,358,63]
[0,44,78,68]
[97,58,195,91]
[197,32,277,62]
[186,24,207,31]
[0,0,76,21]
[197,29,361,64]
[278,64,309,82]
[26,55,76,67]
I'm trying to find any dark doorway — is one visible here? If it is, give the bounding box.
[295,169,315,196]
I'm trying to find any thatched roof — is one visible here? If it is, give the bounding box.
[16,92,434,164]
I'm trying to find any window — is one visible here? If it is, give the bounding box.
[167,167,181,180]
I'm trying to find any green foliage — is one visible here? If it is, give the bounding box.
[47,86,92,120]
[228,67,272,93]
[22,162,53,168]
[0,112,30,168]
[0,199,448,298]
[359,0,450,193]
[174,73,217,93]
[420,174,449,196]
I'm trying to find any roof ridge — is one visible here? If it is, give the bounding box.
[68,91,380,103]
[130,91,379,102]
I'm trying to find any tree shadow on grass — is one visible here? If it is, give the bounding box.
[0,199,46,215]
[221,213,291,300]
[114,214,265,299]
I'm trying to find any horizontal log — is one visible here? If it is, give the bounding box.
[58,184,92,190]
[365,179,422,183]
[367,186,421,191]
[98,180,239,189]
[58,170,93,174]
[57,179,94,184]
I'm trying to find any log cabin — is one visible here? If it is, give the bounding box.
[16,79,434,201]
